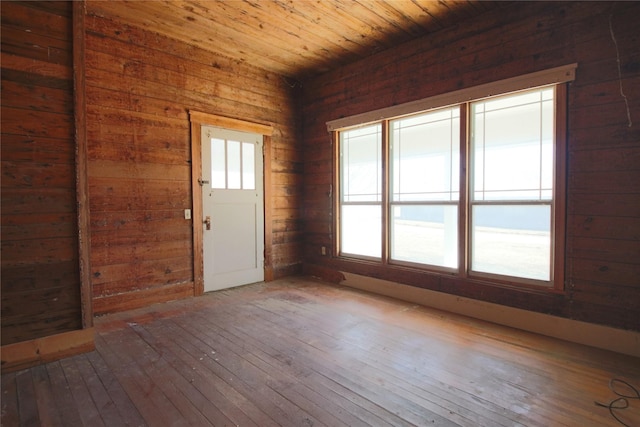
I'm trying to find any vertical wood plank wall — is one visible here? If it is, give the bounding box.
[301,1,640,331]
[83,9,303,314]
[1,2,83,345]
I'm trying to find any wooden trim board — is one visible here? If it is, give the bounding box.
[190,118,205,295]
[263,135,274,281]
[339,271,640,358]
[1,328,95,373]
[189,111,273,136]
[189,111,276,289]
[73,0,93,327]
[327,63,578,131]
[93,282,195,315]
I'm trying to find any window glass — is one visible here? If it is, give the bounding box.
[391,205,458,268]
[391,108,460,202]
[341,125,382,202]
[339,124,382,258]
[472,89,554,201]
[389,107,459,269]
[341,205,381,258]
[211,138,226,189]
[470,87,555,281]
[242,142,255,190]
[471,204,551,281]
[227,140,241,189]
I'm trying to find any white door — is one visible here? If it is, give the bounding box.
[201,126,264,292]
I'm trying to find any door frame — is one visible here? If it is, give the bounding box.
[189,111,274,296]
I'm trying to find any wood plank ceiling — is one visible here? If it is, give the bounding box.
[86,0,502,80]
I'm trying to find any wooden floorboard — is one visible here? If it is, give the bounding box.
[1,372,20,427]
[44,361,86,427]
[58,356,106,427]
[2,276,639,426]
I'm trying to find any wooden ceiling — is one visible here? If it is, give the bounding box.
[86,0,502,80]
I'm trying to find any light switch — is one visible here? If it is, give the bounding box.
[184,209,191,220]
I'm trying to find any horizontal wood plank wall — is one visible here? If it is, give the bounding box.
[83,9,303,314]
[1,1,83,345]
[301,1,640,331]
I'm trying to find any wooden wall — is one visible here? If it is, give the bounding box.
[1,2,82,345]
[2,0,635,345]
[83,7,303,314]
[301,1,640,331]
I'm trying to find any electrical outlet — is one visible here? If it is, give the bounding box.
[184,209,191,220]
[321,246,326,255]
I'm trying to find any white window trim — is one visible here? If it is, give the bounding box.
[327,64,577,132]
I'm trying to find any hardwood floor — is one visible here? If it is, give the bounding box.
[2,276,639,426]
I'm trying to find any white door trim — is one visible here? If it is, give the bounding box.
[189,111,273,296]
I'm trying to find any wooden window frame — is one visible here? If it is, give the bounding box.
[386,106,462,273]
[330,66,575,292]
[464,86,567,290]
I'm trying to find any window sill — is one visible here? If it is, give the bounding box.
[331,255,568,298]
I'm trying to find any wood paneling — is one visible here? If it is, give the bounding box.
[3,0,636,356]
[1,1,83,345]
[302,1,640,331]
[85,0,500,80]
[3,278,639,426]
[83,9,303,313]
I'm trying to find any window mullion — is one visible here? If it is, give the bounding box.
[459,104,469,277]
[553,83,568,291]
[332,131,341,257]
[224,139,229,189]
[381,120,390,264]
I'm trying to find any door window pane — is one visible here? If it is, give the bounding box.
[227,140,241,189]
[242,142,255,190]
[211,138,226,188]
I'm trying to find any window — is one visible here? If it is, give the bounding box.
[332,66,573,290]
[340,124,382,258]
[211,137,256,190]
[390,107,460,269]
[470,89,555,281]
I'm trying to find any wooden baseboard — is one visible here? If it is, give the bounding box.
[93,282,195,315]
[264,267,275,282]
[338,271,640,358]
[273,263,303,280]
[1,328,95,373]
